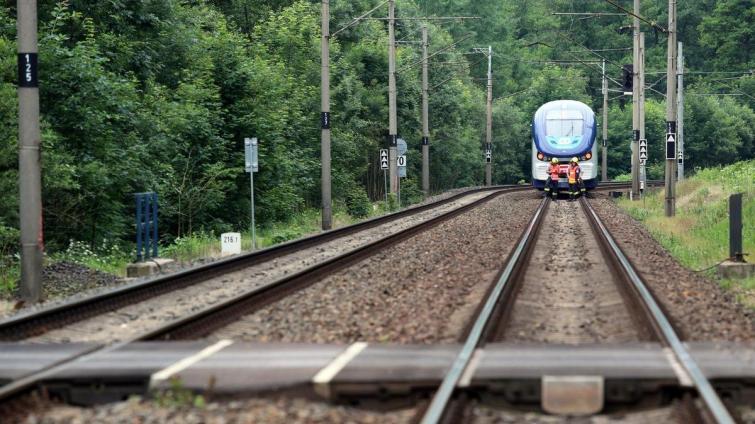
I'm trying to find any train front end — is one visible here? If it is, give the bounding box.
[531,100,598,192]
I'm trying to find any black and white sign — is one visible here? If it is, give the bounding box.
[678,150,683,164]
[485,150,492,163]
[380,149,389,170]
[397,155,407,167]
[639,139,648,165]
[665,133,676,160]
[18,53,38,88]
[245,137,259,173]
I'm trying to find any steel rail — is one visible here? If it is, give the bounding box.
[0,187,527,403]
[138,188,523,340]
[420,197,550,424]
[0,182,643,406]
[0,185,517,341]
[419,181,668,423]
[0,181,642,341]
[580,198,735,424]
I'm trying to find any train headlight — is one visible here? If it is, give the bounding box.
[584,152,592,160]
[537,152,545,161]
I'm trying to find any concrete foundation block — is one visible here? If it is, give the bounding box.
[717,260,755,280]
[126,258,175,278]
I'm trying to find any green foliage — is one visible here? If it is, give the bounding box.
[0,0,752,263]
[152,377,205,409]
[52,239,131,276]
[344,186,371,218]
[0,224,19,296]
[617,160,755,307]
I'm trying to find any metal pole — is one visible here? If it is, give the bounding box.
[388,0,398,194]
[250,170,256,249]
[321,0,332,230]
[729,194,744,262]
[677,41,684,181]
[485,46,493,186]
[384,170,388,206]
[601,59,608,182]
[397,175,401,209]
[639,32,646,192]
[665,0,677,217]
[17,0,43,303]
[631,0,640,199]
[421,25,430,196]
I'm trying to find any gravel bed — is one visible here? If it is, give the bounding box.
[589,195,754,342]
[1,188,498,321]
[0,262,124,319]
[209,192,542,344]
[501,200,644,344]
[470,403,682,423]
[25,190,501,343]
[7,395,416,424]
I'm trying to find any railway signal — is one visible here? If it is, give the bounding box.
[665,132,676,160]
[622,64,633,95]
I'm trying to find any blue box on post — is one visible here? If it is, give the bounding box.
[135,192,159,262]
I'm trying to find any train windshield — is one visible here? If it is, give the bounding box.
[545,110,584,137]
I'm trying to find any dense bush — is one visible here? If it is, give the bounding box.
[344,186,371,218]
[0,0,751,254]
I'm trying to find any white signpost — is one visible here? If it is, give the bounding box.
[221,232,242,256]
[396,139,407,208]
[245,138,259,249]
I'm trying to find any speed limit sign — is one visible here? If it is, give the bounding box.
[397,155,407,167]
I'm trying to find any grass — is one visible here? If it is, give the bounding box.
[0,261,18,298]
[161,206,365,261]
[616,160,755,308]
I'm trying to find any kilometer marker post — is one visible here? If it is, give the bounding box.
[17,0,43,303]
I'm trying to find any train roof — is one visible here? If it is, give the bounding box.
[533,100,596,157]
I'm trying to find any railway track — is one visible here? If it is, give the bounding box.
[2,181,694,418]
[0,185,519,342]
[0,184,537,401]
[417,196,736,424]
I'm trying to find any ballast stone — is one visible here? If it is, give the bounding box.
[126,258,175,278]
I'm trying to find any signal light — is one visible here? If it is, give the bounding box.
[622,64,633,94]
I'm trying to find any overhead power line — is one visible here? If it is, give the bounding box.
[399,33,475,73]
[331,0,389,39]
[602,0,667,33]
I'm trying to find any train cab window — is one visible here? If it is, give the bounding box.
[545,110,584,137]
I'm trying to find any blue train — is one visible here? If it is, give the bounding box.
[531,100,598,193]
